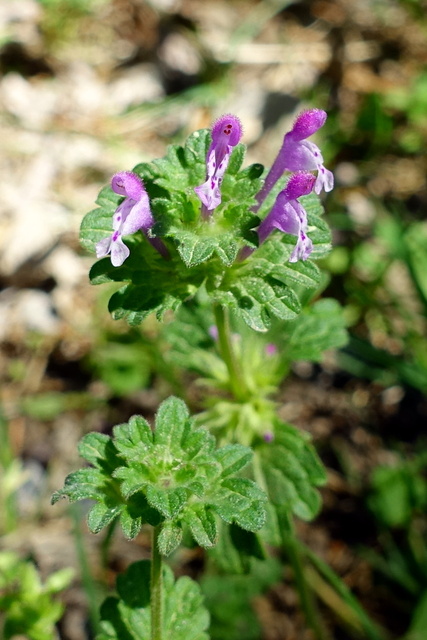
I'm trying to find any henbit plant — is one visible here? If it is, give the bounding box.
[53,396,267,640]
[52,110,376,639]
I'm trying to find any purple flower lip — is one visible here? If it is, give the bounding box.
[194,113,242,215]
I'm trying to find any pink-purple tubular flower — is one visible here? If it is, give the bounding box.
[194,114,242,215]
[255,109,333,209]
[257,172,316,262]
[96,172,155,267]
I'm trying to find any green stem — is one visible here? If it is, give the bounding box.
[151,525,163,640]
[280,510,330,640]
[100,519,117,570]
[213,304,247,401]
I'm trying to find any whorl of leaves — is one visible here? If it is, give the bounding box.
[52,396,267,555]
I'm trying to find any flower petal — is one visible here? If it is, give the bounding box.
[121,191,153,235]
[96,236,112,258]
[110,236,130,267]
[289,231,313,262]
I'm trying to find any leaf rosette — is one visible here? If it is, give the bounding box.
[52,397,267,555]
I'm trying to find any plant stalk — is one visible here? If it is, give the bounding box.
[213,303,247,401]
[151,525,163,640]
[280,510,330,640]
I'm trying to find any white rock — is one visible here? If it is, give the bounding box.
[0,288,60,339]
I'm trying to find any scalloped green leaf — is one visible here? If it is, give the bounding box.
[214,444,253,478]
[145,485,188,519]
[259,420,326,521]
[154,395,189,448]
[184,505,218,548]
[285,298,348,362]
[157,521,183,556]
[211,477,267,531]
[213,273,301,332]
[53,397,266,546]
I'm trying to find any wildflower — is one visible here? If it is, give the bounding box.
[96,172,155,267]
[257,172,316,262]
[194,114,243,215]
[265,343,278,357]
[208,325,219,341]
[263,431,274,443]
[255,109,333,208]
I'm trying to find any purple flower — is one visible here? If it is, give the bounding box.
[194,114,243,215]
[257,172,316,262]
[265,343,278,357]
[208,325,219,341]
[263,431,274,443]
[255,109,333,208]
[96,172,155,267]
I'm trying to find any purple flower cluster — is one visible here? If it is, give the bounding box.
[252,108,333,261]
[97,108,332,267]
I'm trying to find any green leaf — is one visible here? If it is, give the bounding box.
[154,396,190,448]
[97,561,210,640]
[113,415,153,461]
[284,298,348,362]
[211,477,267,531]
[259,420,327,521]
[213,271,301,332]
[208,521,265,574]
[214,444,253,478]
[184,505,218,548]
[80,187,121,253]
[145,485,188,519]
[157,521,183,556]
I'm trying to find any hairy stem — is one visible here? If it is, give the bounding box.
[213,303,247,401]
[151,525,163,640]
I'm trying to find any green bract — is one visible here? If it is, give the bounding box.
[52,396,267,554]
[80,129,331,331]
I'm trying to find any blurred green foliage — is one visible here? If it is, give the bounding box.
[0,551,73,640]
[366,451,427,639]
